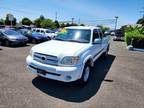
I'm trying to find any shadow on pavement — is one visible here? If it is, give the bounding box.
[1,44,30,48]
[32,54,116,103]
[10,44,30,48]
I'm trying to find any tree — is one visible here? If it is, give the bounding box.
[80,24,85,26]
[137,18,144,26]
[40,15,45,20]
[60,23,66,28]
[71,23,78,26]
[34,18,42,27]
[54,20,60,28]
[0,19,5,25]
[5,14,17,25]
[97,25,110,32]
[51,23,57,29]
[40,19,53,28]
[66,23,70,27]
[34,15,45,27]
[21,17,32,25]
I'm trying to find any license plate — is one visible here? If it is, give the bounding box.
[37,69,46,75]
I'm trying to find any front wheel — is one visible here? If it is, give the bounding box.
[5,40,10,47]
[79,63,91,86]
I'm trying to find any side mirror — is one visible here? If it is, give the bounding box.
[93,38,102,44]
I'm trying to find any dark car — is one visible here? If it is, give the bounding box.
[52,28,61,33]
[18,29,49,44]
[113,29,124,41]
[0,29,28,47]
[0,25,5,29]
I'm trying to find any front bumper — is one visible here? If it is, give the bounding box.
[36,38,49,43]
[10,40,27,45]
[26,55,83,82]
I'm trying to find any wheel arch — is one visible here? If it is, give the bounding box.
[83,55,94,68]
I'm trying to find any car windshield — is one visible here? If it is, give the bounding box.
[54,29,91,43]
[46,29,54,33]
[4,30,21,36]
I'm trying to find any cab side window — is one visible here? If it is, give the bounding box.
[93,29,100,42]
[41,30,44,33]
[98,30,103,38]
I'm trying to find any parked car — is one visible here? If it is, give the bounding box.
[52,28,61,33]
[32,28,57,39]
[0,25,5,29]
[0,29,28,46]
[26,26,110,85]
[18,29,49,44]
[113,29,124,41]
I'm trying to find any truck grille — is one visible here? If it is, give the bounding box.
[34,52,58,66]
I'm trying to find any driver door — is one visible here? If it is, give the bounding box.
[91,29,103,61]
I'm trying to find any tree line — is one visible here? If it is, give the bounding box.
[0,14,80,29]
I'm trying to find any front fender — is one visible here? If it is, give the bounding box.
[83,55,93,67]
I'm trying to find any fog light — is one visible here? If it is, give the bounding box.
[65,76,72,80]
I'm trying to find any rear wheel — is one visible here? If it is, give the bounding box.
[102,45,109,59]
[31,39,37,44]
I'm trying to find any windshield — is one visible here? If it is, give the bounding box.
[54,29,91,43]
[4,30,21,36]
[46,29,54,33]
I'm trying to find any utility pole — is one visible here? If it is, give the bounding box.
[115,16,118,32]
[78,18,80,25]
[72,18,74,24]
[55,12,58,21]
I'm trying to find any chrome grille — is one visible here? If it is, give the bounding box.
[34,52,58,66]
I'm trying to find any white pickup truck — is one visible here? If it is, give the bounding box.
[26,26,110,85]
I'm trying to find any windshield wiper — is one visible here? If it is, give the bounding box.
[66,39,87,43]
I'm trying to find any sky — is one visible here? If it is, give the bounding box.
[0,0,144,28]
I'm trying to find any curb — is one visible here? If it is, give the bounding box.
[127,45,144,52]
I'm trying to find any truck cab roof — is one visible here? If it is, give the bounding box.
[66,26,99,30]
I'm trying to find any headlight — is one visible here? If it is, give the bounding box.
[61,56,79,65]
[9,36,17,41]
[30,49,34,57]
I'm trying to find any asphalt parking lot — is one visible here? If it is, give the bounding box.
[0,40,144,108]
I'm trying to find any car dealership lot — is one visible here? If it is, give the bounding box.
[0,41,144,108]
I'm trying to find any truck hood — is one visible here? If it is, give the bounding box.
[32,40,88,57]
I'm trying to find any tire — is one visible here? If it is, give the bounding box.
[31,39,37,44]
[23,42,27,46]
[47,37,51,40]
[102,45,109,59]
[36,75,45,79]
[5,40,10,47]
[79,63,91,86]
